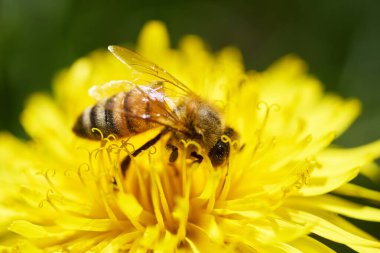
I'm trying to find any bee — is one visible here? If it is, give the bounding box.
[73,45,239,174]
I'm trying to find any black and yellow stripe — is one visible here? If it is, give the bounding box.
[72,90,158,140]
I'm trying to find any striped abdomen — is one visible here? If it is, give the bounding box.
[73,89,161,140]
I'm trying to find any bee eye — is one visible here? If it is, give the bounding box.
[208,139,230,167]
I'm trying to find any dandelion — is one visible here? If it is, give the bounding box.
[1,21,380,252]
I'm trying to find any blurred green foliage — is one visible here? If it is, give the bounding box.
[1,0,379,146]
[0,0,379,251]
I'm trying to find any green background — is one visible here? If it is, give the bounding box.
[0,0,379,251]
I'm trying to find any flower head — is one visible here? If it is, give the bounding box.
[1,21,380,252]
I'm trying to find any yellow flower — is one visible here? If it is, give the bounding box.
[1,21,380,252]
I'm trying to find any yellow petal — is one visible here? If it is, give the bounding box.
[350,245,380,253]
[299,167,359,196]
[250,55,361,139]
[55,216,121,232]
[334,183,380,204]
[137,20,170,62]
[304,97,360,138]
[64,232,114,252]
[269,243,303,253]
[139,225,160,250]
[9,220,68,239]
[20,93,76,163]
[21,93,70,139]
[16,240,45,253]
[0,245,15,253]
[117,193,144,230]
[299,140,380,196]
[283,209,380,250]
[360,162,380,184]
[193,214,224,245]
[286,195,380,222]
[253,242,303,253]
[289,236,335,253]
[154,230,179,253]
[186,223,233,253]
[0,133,32,198]
[101,231,142,252]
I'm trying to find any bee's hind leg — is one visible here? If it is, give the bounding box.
[120,128,169,176]
[120,156,132,176]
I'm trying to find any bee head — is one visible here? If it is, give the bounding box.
[208,127,238,167]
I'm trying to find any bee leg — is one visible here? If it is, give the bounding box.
[121,156,132,175]
[190,151,203,163]
[166,144,178,163]
[121,128,169,175]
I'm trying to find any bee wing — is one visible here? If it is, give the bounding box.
[100,83,188,134]
[134,84,183,128]
[108,45,195,96]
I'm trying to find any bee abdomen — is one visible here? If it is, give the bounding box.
[73,91,157,140]
[73,93,124,140]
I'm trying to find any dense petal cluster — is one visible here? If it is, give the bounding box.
[1,21,380,252]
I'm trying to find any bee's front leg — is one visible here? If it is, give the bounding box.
[190,151,203,163]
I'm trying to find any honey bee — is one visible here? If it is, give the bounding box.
[73,45,238,174]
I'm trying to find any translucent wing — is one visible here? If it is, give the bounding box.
[97,83,189,134]
[133,84,181,127]
[108,45,194,96]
